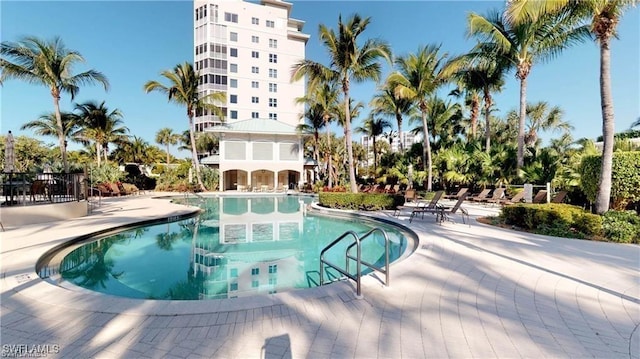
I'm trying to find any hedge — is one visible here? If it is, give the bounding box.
[580,151,640,210]
[501,203,602,238]
[319,192,404,211]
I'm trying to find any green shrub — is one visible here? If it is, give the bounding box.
[501,203,602,239]
[573,213,603,237]
[319,192,403,211]
[89,163,123,184]
[603,210,640,243]
[580,152,640,210]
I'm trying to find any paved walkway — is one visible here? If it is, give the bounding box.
[1,194,639,358]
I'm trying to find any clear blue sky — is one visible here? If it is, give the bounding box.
[1,1,638,157]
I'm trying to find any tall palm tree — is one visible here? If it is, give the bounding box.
[74,101,128,166]
[370,77,414,152]
[506,0,637,213]
[468,9,590,169]
[291,14,392,193]
[156,127,180,165]
[296,104,326,179]
[144,62,225,191]
[355,113,392,175]
[523,101,573,147]
[295,81,340,187]
[20,112,82,157]
[389,44,453,191]
[0,36,109,172]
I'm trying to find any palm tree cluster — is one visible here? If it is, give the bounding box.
[292,2,636,213]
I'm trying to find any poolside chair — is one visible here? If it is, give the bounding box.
[532,190,548,204]
[107,183,123,196]
[498,191,525,205]
[30,180,51,202]
[403,189,418,203]
[551,190,568,203]
[408,190,444,222]
[443,187,468,200]
[468,189,491,202]
[96,183,114,197]
[437,193,470,225]
[480,188,506,203]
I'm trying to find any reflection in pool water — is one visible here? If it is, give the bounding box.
[42,196,409,300]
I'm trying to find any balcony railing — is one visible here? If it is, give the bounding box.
[1,172,87,207]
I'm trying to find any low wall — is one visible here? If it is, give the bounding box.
[0,201,88,228]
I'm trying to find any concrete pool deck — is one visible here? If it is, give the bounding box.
[1,193,639,358]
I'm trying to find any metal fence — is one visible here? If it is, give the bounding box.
[1,172,87,207]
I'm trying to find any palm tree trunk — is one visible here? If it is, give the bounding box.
[166,144,171,165]
[484,90,492,153]
[52,94,69,172]
[96,142,101,166]
[471,95,479,139]
[344,90,358,193]
[326,126,332,188]
[188,115,206,191]
[517,76,528,169]
[595,38,614,214]
[373,137,377,175]
[421,110,433,192]
[396,114,404,152]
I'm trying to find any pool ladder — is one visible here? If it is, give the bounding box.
[320,227,390,298]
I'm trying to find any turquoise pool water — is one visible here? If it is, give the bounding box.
[44,195,410,300]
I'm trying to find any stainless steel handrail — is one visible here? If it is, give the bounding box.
[319,227,390,298]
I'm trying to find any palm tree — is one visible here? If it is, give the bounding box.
[291,14,392,193]
[523,101,573,147]
[370,77,414,152]
[389,44,453,191]
[156,127,180,165]
[295,81,340,187]
[631,117,640,129]
[144,62,225,191]
[356,113,392,175]
[74,101,128,166]
[0,36,109,172]
[20,112,82,158]
[506,0,637,213]
[468,8,590,169]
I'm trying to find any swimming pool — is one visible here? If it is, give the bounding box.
[39,195,414,300]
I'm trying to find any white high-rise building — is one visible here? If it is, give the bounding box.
[194,0,312,191]
[193,0,308,130]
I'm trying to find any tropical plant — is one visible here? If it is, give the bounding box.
[155,127,181,165]
[523,101,573,147]
[144,62,225,191]
[370,77,414,152]
[356,113,392,175]
[20,111,83,156]
[291,14,392,193]
[468,8,589,169]
[74,101,128,166]
[0,36,109,172]
[389,44,453,191]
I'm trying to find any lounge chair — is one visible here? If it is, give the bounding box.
[480,188,506,203]
[498,191,525,205]
[437,194,470,225]
[404,189,418,203]
[444,188,468,200]
[30,180,51,202]
[532,190,548,204]
[408,190,444,222]
[468,189,491,202]
[551,190,567,203]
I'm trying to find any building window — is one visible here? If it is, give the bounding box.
[252,17,259,25]
[269,39,277,48]
[269,264,277,274]
[252,280,259,288]
[224,12,238,23]
[230,32,238,42]
[230,282,238,291]
[230,110,238,119]
[230,268,238,277]
[266,20,275,28]
[251,96,259,104]
[251,268,259,275]
[230,95,237,104]
[269,98,277,107]
[230,64,238,73]
[269,54,277,63]
[269,277,277,285]
[230,79,238,88]
[251,81,259,88]
[251,51,259,59]
[251,66,259,74]
[268,69,277,78]
[268,83,277,92]
[269,113,277,120]
[251,112,259,118]
[251,35,259,43]
[230,48,237,57]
